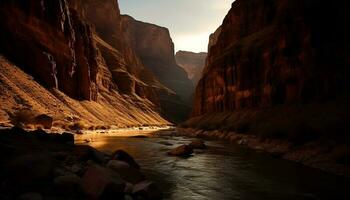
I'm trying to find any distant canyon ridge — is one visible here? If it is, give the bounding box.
[175,51,207,86]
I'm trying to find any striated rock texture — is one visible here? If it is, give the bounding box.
[69,1,190,123]
[175,51,207,86]
[0,0,170,126]
[121,15,194,103]
[193,0,350,116]
[0,0,98,101]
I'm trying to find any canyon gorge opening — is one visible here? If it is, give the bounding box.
[1,0,350,200]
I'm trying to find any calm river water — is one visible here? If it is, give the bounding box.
[76,130,350,200]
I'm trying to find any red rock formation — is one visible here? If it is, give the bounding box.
[0,0,170,126]
[70,1,190,122]
[0,0,98,101]
[121,15,194,102]
[192,0,350,116]
[69,0,171,105]
[175,51,207,86]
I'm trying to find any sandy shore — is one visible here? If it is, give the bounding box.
[74,126,175,143]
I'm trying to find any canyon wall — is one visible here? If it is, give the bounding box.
[192,0,350,116]
[183,0,350,174]
[69,0,172,105]
[121,15,194,103]
[120,15,193,122]
[0,0,99,101]
[175,51,207,86]
[0,0,170,127]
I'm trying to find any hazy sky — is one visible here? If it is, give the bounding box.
[119,0,233,53]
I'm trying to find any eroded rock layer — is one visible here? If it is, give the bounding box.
[121,15,194,103]
[0,0,98,101]
[0,0,170,127]
[193,0,350,116]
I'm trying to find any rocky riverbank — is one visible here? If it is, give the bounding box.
[0,127,162,200]
[175,128,350,178]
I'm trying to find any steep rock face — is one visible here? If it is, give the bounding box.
[121,15,194,102]
[0,0,169,126]
[193,0,350,116]
[175,51,207,86]
[0,0,98,101]
[0,56,168,127]
[69,0,171,106]
[207,26,222,55]
[71,1,189,122]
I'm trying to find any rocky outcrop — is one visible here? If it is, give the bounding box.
[68,1,190,123]
[192,0,350,116]
[0,0,170,127]
[0,128,163,199]
[0,55,168,127]
[175,51,207,86]
[121,15,194,102]
[0,0,98,101]
[69,0,172,105]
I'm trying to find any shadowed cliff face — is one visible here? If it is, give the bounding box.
[0,0,98,101]
[0,0,171,126]
[121,15,194,103]
[0,0,194,125]
[69,0,173,105]
[69,1,191,123]
[175,51,207,86]
[192,0,350,116]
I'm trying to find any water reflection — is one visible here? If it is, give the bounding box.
[76,132,350,200]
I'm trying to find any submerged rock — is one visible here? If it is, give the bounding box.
[168,145,193,157]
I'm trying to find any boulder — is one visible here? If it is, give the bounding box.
[107,160,145,184]
[33,114,53,129]
[168,145,193,157]
[112,150,140,169]
[82,165,125,199]
[189,140,206,149]
[74,145,106,163]
[133,181,163,200]
[31,129,50,140]
[53,174,83,195]
[10,126,27,136]
[5,154,54,192]
[60,132,74,143]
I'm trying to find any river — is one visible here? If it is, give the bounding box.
[76,130,350,200]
